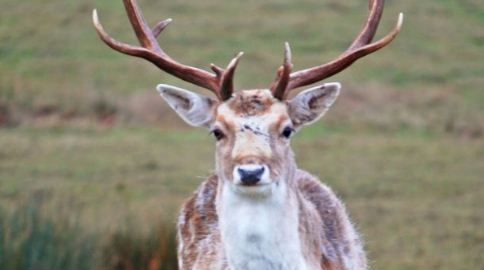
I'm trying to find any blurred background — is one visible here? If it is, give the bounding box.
[0,0,483,269]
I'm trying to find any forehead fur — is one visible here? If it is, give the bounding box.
[226,89,278,116]
[216,89,289,130]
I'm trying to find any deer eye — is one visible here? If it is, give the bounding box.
[281,126,294,139]
[211,129,225,141]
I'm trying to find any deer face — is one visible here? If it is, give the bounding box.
[213,89,293,195]
[157,83,340,196]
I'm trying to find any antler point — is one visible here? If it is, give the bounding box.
[92,9,99,23]
[397,13,404,29]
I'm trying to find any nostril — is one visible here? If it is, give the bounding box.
[238,167,265,186]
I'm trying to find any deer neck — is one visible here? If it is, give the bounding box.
[216,174,309,270]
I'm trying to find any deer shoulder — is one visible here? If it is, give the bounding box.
[296,170,367,269]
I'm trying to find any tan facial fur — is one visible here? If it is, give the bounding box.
[212,90,296,190]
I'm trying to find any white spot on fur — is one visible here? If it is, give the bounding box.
[219,180,309,270]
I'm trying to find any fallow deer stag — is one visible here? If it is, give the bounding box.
[93,0,403,269]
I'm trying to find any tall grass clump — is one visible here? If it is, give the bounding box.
[102,221,178,270]
[0,199,97,270]
[0,196,179,270]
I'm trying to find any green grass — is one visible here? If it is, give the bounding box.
[0,0,483,269]
[1,126,483,269]
[0,0,482,127]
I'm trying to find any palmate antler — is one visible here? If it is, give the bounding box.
[93,0,403,101]
[271,0,403,99]
[92,0,242,101]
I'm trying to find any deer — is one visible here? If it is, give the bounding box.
[93,0,402,269]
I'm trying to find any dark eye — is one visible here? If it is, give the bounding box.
[211,129,225,141]
[281,126,294,138]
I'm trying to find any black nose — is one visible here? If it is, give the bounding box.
[238,167,265,186]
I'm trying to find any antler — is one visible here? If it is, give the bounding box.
[271,0,404,99]
[92,0,242,101]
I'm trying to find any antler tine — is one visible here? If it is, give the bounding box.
[122,0,161,52]
[278,0,403,94]
[219,52,244,101]
[93,9,150,58]
[271,42,293,100]
[93,0,247,100]
[152,18,173,39]
[347,0,384,50]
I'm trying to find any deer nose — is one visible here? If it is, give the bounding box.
[237,166,265,186]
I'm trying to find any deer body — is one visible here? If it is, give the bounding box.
[93,1,402,269]
[173,89,366,270]
[184,174,365,270]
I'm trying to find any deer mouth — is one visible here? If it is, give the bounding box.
[233,182,273,196]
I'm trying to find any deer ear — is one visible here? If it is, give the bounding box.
[287,82,341,128]
[157,84,217,128]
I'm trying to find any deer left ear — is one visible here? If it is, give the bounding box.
[287,82,341,128]
[157,84,218,128]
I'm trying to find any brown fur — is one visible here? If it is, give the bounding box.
[227,89,276,116]
[177,176,226,269]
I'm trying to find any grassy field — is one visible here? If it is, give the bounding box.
[1,0,483,269]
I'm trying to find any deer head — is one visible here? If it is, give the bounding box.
[93,0,403,196]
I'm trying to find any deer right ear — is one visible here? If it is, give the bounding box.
[157,84,218,128]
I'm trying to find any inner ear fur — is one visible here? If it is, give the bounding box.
[287,82,341,128]
[157,84,218,128]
